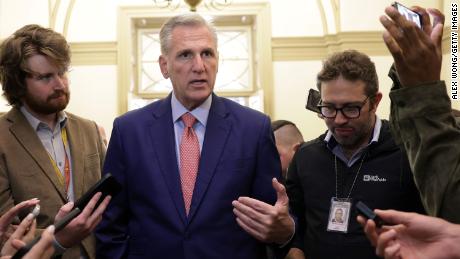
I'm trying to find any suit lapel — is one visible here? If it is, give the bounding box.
[188,95,231,221]
[7,108,67,201]
[149,95,187,224]
[65,115,85,199]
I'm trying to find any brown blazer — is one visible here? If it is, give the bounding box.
[0,107,106,259]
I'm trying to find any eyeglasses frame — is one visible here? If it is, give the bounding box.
[316,95,373,119]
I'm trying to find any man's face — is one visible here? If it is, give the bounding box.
[159,25,218,110]
[23,54,70,116]
[335,209,343,221]
[320,76,381,151]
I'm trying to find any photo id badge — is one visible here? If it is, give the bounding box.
[327,197,352,233]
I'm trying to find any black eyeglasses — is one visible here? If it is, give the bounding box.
[317,96,372,119]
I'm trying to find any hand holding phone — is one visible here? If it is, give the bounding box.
[74,173,122,211]
[356,201,386,228]
[12,174,121,259]
[392,2,422,28]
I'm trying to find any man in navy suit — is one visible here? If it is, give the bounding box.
[95,13,294,258]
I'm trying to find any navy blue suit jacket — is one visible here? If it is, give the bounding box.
[95,94,283,258]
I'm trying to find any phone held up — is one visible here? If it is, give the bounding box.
[392,2,422,28]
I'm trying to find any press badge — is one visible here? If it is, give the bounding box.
[327,197,351,233]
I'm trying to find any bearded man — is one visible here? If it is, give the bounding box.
[0,24,108,259]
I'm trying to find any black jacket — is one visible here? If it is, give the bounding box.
[286,120,425,259]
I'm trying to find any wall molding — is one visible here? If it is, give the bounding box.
[70,42,117,65]
[272,31,387,61]
[69,27,452,66]
[272,27,452,61]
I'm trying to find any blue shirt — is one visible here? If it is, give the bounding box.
[171,93,212,167]
[20,106,75,202]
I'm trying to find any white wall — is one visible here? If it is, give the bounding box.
[0,0,48,38]
[273,60,325,139]
[271,0,324,36]
[65,65,118,136]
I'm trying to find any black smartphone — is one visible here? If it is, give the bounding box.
[12,174,121,259]
[74,173,122,211]
[356,201,385,228]
[392,2,422,28]
[305,88,321,114]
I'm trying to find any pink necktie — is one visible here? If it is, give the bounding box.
[180,112,200,215]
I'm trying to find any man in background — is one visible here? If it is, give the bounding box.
[286,50,425,258]
[0,24,110,259]
[271,120,304,180]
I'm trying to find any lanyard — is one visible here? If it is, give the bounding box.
[47,128,71,198]
[334,151,367,200]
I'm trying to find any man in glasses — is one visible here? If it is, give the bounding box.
[285,50,425,259]
[0,24,110,259]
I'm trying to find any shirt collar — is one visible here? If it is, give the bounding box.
[20,106,67,131]
[171,92,212,127]
[324,115,382,149]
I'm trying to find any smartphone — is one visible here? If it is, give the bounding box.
[74,173,122,211]
[305,88,321,114]
[12,174,121,259]
[356,201,385,228]
[392,2,422,28]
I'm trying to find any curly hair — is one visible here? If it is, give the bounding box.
[0,24,70,106]
[316,50,378,98]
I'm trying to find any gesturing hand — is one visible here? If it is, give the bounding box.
[232,178,295,245]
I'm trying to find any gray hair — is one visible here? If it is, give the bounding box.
[159,13,218,54]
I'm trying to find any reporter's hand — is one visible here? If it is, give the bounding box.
[232,178,295,245]
[380,5,444,87]
[285,247,305,259]
[0,199,40,244]
[357,214,384,247]
[22,225,55,259]
[360,209,460,259]
[54,192,111,248]
[1,212,37,256]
